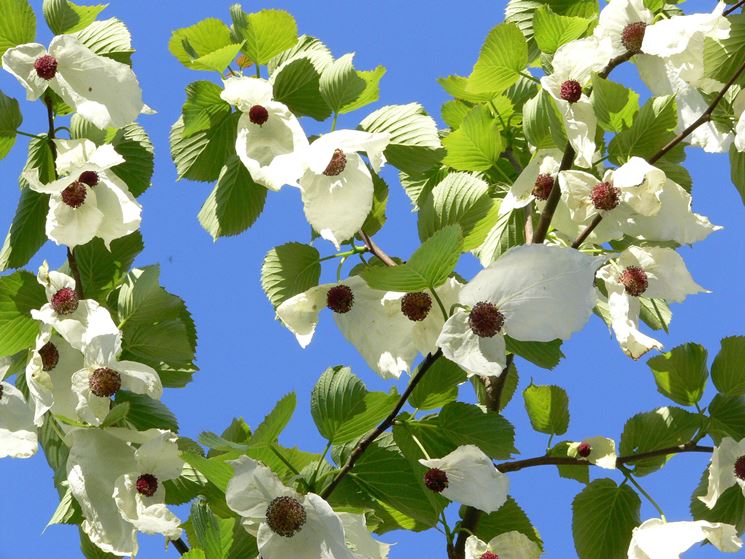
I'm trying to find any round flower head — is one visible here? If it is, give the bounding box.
[597,246,706,359]
[337,513,391,559]
[71,333,163,426]
[419,445,509,513]
[111,429,184,540]
[540,36,614,167]
[437,245,602,376]
[465,532,541,559]
[594,0,653,58]
[0,381,38,459]
[299,130,390,248]
[700,437,745,509]
[275,275,418,379]
[221,76,309,191]
[226,456,355,559]
[31,262,119,351]
[408,277,463,356]
[500,149,563,214]
[628,518,742,559]
[24,139,141,248]
[567,436,617,469]
[2,35,144,129]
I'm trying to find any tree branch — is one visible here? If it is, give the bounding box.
[359,230,397,267]
[531,145,575,244]
[598,51,635,80]
[171,538,190,556]
[724,0,745,16]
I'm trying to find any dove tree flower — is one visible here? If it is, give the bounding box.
[276,275,418,379]
[567,437,617,469]
[0,381,38,459]
[464,532,541,559]
[2,34,144,129]
[299,130,390,248]
[437,245,602,376]
[500,149,562,214]
[699,436,745,509]
[221,76,308,190]
[597,246,706,359]
[25,139,141,248]
[628,518,742,559]
[420,445,509,513]
[338,513,391,559]
[401,277,463,356]
[594,0,654,58]
[226,456,355,559]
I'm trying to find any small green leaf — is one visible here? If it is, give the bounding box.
[319,53,367,114]
[712,336,745,396]
[437,401,517,459]
[182,81,232,139]
[730,145,745,205]
[523,89,567,149]
[109,124,154,197]
[0,270,46,357]
[506,337,565,370]
[360,168,388,237]
[47,485,83,527]
[181,453,234,492]
[591,74,640,133]
[468,23,528,94]
[409,357,467,411]
[0,0,36,58]
[532,5,590,54]
[191,501,223,559]
[470,496,543,548]
[0,90,22,160]
[647,343,708,406]
[75,18,133,64]
[115,391,178,432]
[231,6,298,66]
[170,113,239,182]
[169,18,242,72]
[43,0,106,35]
[443,105,503,171]
[339,65,386,115]
[261,243,321,308]
[101,402,130,427]
[523,383,569,435]
[247,393,296,450]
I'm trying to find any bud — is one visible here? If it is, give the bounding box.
[34,55,58,80]
[39,342,60,371]
[618,266,648,297]
[326,285,354,314]
[78,170,99,187]
[468,302,505,338]
[559,80,583,103]
[621,22,647,54]
[423,468,449,493]
[401,292,433,322]
[51,287,79,315]
[136,473,159,497]
[89,367,122,398]
[61,181,87,208]
[532,173,555,201]
[480,553,499,559]
[577,442,592,458]
[265,496,307,537]
[590,181,620,211]
[323,149,347,176]
[735,456,745,481]
[248,105,269,126]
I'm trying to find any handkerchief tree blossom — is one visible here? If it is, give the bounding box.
[593,0,654,59]
[700,437,745,509]
[464,532,541,559]
[567,437,618,469]
[0,381,38,459]
[628,518,742,559]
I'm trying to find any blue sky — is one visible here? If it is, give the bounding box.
[1,1,744,558]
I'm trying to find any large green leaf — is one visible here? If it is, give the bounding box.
[260,242,321,308]
[437,401,517,459]
[506,337,564,369]
[409,357,467,411]
[109,124,154,197]
[703,14,745,86]
[230,6,298,66]
[0,90,21,160]
[712,336,745,396]
[43,0,106,35]
[170,113,239,182]
[572,479,641,559]
[523,89,567,149]
[468,23,528,94]
[0,0,36,58]
[75,18,133,64]
[532,5,590,54]
[591,74,640,133]
[310,366,398,444]
[709,394,745,442]
[190,501,223,559]
[361,225,463,291]
[523,383,569,435]
[198,155,267,239]
[443,105,504,171]
[647,343,708,407]
[731,145,745,205]
[115,391,179,432]
[181,81,232,139]
[470,496,543,548]
[608,96,678,164]
[319,53,367,114]
[0,271,46,357]
[170,18,242,72]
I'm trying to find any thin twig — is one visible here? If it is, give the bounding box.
[570,214,604,249]
[359,230,397,267]
[598,51,635,80]
[171,538,190,555]
[724,0,745,16]
[531,146,575,244]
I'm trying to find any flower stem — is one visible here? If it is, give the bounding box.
[430,287,449,322]
[330,112,338,132]
[16,130,45,139]
[620,465,666,520]
[254,64,261,78]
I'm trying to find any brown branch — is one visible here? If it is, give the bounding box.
[724,0,745,16]
[531,145,575,244]
[171,538,190,556]
[320,349,443,499]
[359,230,397,267]
[500,149,523,174]
[570,213,603,249]
[598,51,635,80]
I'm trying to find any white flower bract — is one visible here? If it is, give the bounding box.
[0,381,38,459]
[464,532,541,559]
[594,0,654,58]
[567,436,617,469]
[700,436,745,509]
[628,518,742,559]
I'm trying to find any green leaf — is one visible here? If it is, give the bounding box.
[43,0,106,35]
[690,466,745,532]
[100,401,129,427]
[468,23,528,94]
[47,485,83,527]
[647,343,708,407]
[620,406,701,476]
[709,394,745,442]
[360,168,388,237]
[182,453,234,493]
[523,383,570,435]
[441,100,471,129]
[470,496,543,548]
[712,336,745,396]
[198,155,267,239]
[311,366,398,444]
[260,243,321,308]
[359,103,444,175]
[170,113,239,182]
[340,65,386,114]
[190,501,223,559]
[506,337,564,370]
[472,207,526,267]
[703,14,745,85]
[438,75,494,103]
[572,479,641,559]
[115,391,179,432]
[437,401,517,459]
[418,172,499,250]
[0,271,46,357]
[75,18,133,64]
[590,74,640,133]
[523,89,567,149]
[247,393,296,450]
[230,6,298,66]
[319,53,367,114]
[533,5,590,54]
[0,90,21,160]
[109,124,154,197]
[361,225,463,291]
[409,357,467,411]
[730,144,745,205]
[549,441,589,484]
[443,105,503,171]
[0,0,36,58]
[608,95,678,165]
[80,529,118,559]
[182,81,232,139]
[169,18,242,72]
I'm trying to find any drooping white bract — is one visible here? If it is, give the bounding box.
[31,262,119,351]
[464,532,541,559]
[111,429,184,540]
[2,34,144,129]
[437,245,602,376]
[594,0,654,58]
[500,149,563,214]
[299,130,390,248]
[419,445,509,513]
[0,381,38,459]
[338,513,391,559]
[226,456,355,559]
[567,436,617,469]
[221,76,309,191]
[25,139,141,248]
[70,333,162,426]
[628,518,742,559]
[275,275,418,379]
[25,326,83,426]
[540,36,614,167]
[407,278,463,357]
[700,437,745,509]
[597,246,706,359]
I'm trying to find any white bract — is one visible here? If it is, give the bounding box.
[2,34,144,128]
[594,0,653,58]
[25,139,141,248]
[31,262,119,351]
[226,456,355,559]
[437,245,602,376]
[275,275,417,379]
[597,246,706,359]
[70,333,162,426]
[540,36,614,167]
[0,381,38,459]
[465,532,541,559]
[500,149,562,214]
[408,278,463,356]
[567,436,617,469]
[419,445,509,513]
[628,518,742,559]
[299,130,390,248]
[222,76,308,191]
[700,437,745,509]
[338,513,391,559]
